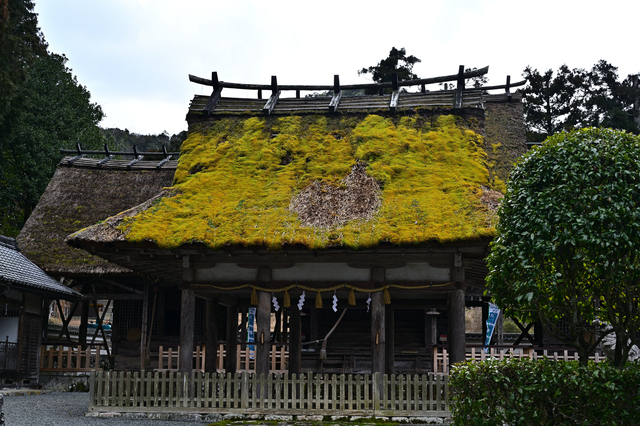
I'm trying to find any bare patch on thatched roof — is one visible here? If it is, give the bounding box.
[480,185,503,227]
[480,186,503,212]
[289,162,381,228]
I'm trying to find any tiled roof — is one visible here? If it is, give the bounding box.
[0,237,81,299]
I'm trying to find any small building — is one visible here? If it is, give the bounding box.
[17,156,178,371]
[0,236,81,386]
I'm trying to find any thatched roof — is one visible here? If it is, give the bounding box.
[17,158,176,276]
[68,95,525,253]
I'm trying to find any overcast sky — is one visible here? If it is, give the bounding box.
[35,0,639,136]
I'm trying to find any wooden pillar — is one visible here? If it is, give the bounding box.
[481,301,489,345]
[448,289,466,365]
[371,291,385,374]
[156,290,166,337]
[289,307,301,374]
[449,251,466,365]
[225,305,238,373]
[79,299,89,348]
[239,307,247,344]
[256,290,271,378]
[140,281,149,371]
[309,308,318,348]
[283,310,289,343]
[274,309,282,342]
[41,297,51,344]
[385,304,394,374]
[425,308,438,346]
[534,320,544,346]
[179,288,195,373]
[495,311,504,346]
[77,282,89,348]
[205,298,219,373]
[371,266,386,375]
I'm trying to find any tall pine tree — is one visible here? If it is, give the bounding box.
[0,0,105,236]
[522,61,639,141]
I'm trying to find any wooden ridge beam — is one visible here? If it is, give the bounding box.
[480,77,526,91]
[188,66,490,92]
[126,145,142,168]
[95,277,144,295]
[263,75,280,115]
[203,72,223,115]
[85,293,144,300]
[156,146,173,168]
[454,65,465,109]
[61,145,179,159]
[190,280,463,291]
[390,91,400,113]
[97,144,114,166]
[328,74,342,112]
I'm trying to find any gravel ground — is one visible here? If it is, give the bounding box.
[2,392,452,425]
[3,392,200,426]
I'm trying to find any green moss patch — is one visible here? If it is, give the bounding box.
[120,114,497,250]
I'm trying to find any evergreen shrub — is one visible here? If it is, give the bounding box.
[450,358,640,425]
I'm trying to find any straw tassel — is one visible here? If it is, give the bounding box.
[250,287,258,305]
[348,288,356,306]
[283,290,291,308]
[315,291,323,309]
[383,288,391,304]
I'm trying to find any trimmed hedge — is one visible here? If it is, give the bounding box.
[450,358,640,426]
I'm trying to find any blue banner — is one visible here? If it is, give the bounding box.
[247,308,255,358]
[484,303,500,353]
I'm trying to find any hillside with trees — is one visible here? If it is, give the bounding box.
[0,0,187,237]
[100,128,187,154]
[0,0,105,236]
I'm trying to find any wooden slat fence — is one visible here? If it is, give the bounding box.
[88,371,449,417]
[433,346,608,373]
[158,343,288,374]
[157,345,206,372]
[40,344,102,372]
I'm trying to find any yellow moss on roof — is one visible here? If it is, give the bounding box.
[119,114,497,250]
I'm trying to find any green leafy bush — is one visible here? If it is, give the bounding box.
[450,358,640,425]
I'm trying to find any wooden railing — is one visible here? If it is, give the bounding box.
[433,346,608,373]
[40,344,102,372]
[189,67,525,115]
[190,66,508,95]
[157,345,206,372]
[157,343,288,373]
[88,371,449,416]
[60,143,179,167]
[235,344,288,373]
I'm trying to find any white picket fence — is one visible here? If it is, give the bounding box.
[433,346,608,373]
[40,344,103,372]
[156,343,288,373]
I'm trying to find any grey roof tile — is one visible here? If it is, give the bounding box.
[0,237,81,299]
